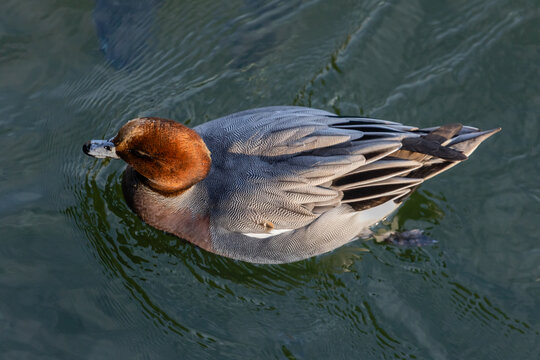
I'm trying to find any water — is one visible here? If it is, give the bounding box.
[1,0,539,358]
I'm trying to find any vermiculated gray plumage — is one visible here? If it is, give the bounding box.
[122,106,500,263]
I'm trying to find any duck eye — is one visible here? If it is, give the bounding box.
[105,145,111,151]
[131,149,152,159]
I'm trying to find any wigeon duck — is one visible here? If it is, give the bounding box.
[83,106,500,263]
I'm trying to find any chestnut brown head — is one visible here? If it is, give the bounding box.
[84,117,211,194]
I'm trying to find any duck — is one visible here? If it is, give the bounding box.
[83,106,500,264]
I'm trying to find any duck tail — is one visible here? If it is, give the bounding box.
[443,127,502,157]
[394,125,501,181]
[329,120,500,211]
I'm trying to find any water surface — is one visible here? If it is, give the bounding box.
[1,0,539,359]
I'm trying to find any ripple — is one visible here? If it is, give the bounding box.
[67,159,372,352]
[50,0,540,358]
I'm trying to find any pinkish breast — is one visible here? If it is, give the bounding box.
[122,166,214,252]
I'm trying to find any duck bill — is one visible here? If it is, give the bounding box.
[82,139,120,159]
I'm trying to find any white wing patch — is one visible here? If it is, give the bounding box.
[243,228,294,239]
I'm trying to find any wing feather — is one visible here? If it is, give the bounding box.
[197,107,499,235]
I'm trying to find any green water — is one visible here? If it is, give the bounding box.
[1,0,539,358]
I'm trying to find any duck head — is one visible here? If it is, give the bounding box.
[83,117,211,194]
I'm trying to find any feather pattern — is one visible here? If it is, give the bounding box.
[193,107,499,241]
[117,106,499,263]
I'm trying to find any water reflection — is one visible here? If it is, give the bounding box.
[226,0,305,69]
[68,161,373,349]
[365,225,536,358]
[68,157,537,357]
[67,162,211,343]
[92,0,304,71]
[93,0,163,69]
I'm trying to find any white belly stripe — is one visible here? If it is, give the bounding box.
[243,228,294,239]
